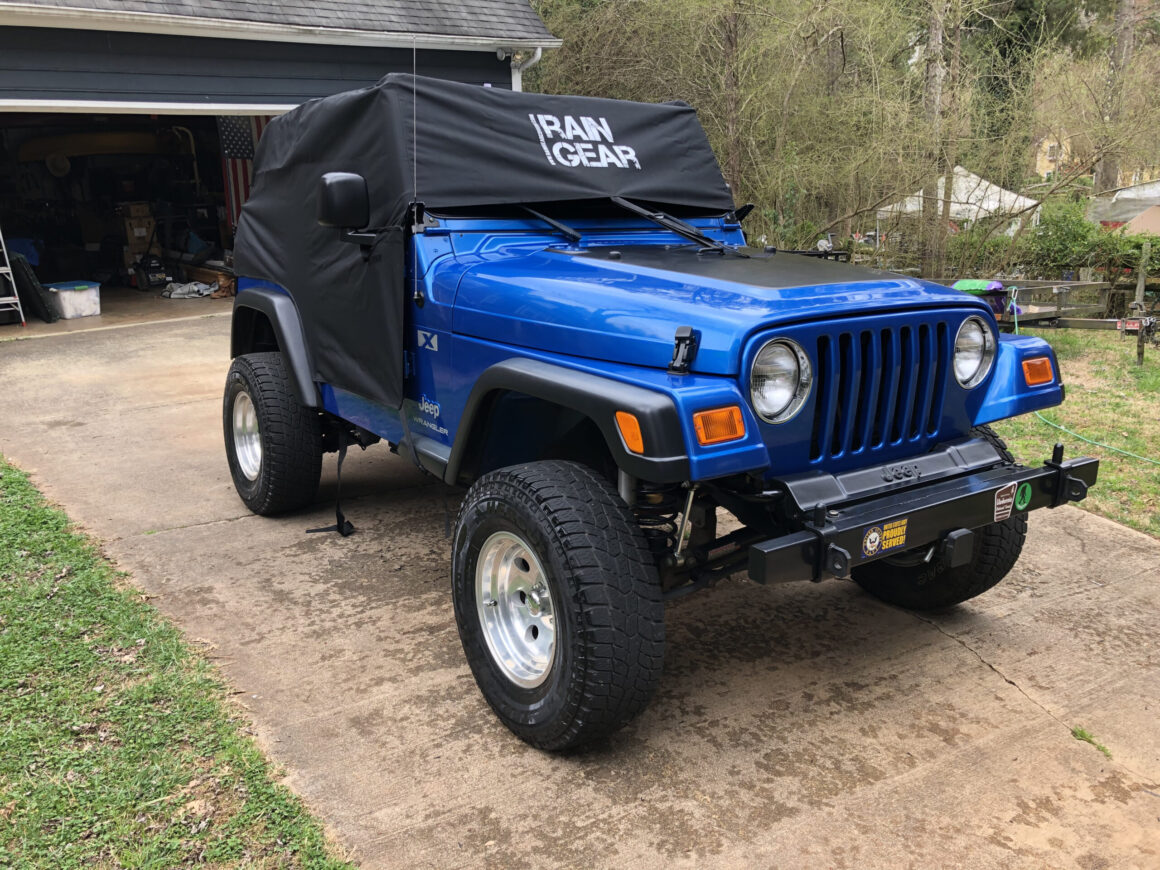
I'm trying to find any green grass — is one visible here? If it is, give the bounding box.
[992,327,1160,539]
[1071,726,1113,759]
[0,460,353,869]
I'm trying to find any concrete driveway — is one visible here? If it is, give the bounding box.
[1,316,1158,869]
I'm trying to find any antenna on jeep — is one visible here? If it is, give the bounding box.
[410,40,424,307]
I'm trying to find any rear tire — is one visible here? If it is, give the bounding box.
[852,426,1027,610]
[452,461,664,751]
[223,352,322,515]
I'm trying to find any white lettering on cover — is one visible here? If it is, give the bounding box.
[529,114,641,170]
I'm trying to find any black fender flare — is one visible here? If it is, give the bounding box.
[230,288,319,408]
[444,358,691,485]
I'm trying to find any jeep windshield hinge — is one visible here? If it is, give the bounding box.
[340,228,379,250]
[668,326,700,374]
[410,201,430,233]
[730,203,755,224]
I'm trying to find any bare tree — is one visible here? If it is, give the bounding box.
[530,0,1160,267]
[1094,0,1138,192]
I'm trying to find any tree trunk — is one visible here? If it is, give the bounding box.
[937,5,962,279]
[921,0,949,278]
[1095,0,1137,193]
[720,6,744,198]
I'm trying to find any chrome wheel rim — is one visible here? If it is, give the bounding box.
[232,390,262,482]
[475,531,556,689]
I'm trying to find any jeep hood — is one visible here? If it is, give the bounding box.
[450,245,989,375]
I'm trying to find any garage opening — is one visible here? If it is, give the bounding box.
[1,110,270,332]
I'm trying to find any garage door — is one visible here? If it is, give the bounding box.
[0,26,512,114]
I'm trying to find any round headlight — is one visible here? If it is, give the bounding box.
[954,316,996,388]
[751,339,812,422]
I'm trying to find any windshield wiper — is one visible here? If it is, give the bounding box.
[522,205,582,244]
[610,196,749,257]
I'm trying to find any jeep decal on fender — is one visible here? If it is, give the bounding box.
[528,114,642,170]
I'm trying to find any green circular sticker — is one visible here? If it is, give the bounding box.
[1014,481,1033,511]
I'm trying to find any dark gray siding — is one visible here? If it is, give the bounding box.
[0,27,512,106]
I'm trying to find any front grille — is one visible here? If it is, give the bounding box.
[809,320,950,461]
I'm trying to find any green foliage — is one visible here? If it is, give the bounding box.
[1010,200,1158,279]
[0,460,352,869]
[1017,200,1099,276]
[946,221,1016,276]
[993,328,1160,539]
[1071,726,1113,759]
[1091,227,1157,281]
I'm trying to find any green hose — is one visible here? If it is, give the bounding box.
[1032,411,1160,466]
[1012,288,1159,466]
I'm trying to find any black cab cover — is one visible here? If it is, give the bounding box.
[234,74,734,408]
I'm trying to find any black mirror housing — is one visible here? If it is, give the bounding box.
[317,172,369,229]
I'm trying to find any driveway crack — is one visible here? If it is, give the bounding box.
[115,512,260,541]
[915,613,1160,784]
[915,614,1067,726]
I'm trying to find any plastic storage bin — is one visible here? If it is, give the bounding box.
[46,280,101,319]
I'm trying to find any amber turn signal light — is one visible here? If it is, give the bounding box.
[1022,356,1054,386]
[615,411,645,454]
[693,406,746,445]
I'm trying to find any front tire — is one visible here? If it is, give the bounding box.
[452,461,664,751]
[223,352,322,515]
[852,426,1028,610]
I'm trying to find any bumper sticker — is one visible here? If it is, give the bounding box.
[861,518,908,558]
[994,482,1017,521]
[1014,481,1033,511]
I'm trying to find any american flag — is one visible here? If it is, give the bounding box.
[217,115,271,230]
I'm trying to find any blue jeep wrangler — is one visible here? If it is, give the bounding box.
[224,75,1098,750]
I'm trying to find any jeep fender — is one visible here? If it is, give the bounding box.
[230,287,319,408]
[445,359,691,485]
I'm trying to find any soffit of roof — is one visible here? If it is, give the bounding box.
[0,1,562,50]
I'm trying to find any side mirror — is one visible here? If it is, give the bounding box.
[317,172,369,229]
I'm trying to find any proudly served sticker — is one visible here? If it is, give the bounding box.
[862,518,909,558]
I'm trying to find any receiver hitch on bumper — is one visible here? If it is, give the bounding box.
[748,445,1099,585]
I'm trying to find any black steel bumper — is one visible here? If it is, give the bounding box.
[747,447,1099,585]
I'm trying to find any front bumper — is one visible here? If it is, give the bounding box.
[748,447,1099,584]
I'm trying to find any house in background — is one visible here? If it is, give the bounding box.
[1088,179,1160,228]
[1033,135,1071,181]
[1033,131,1160,191]
[0,0,558,323]
[1122,205,1160,236]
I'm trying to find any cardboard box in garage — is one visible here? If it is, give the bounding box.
[120,201,152,218]
[124,216,155,252]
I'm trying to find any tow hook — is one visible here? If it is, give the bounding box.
[802,503,850,581]
[1044,442,1089,507]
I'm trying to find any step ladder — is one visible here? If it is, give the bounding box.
[0,221,26,327]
